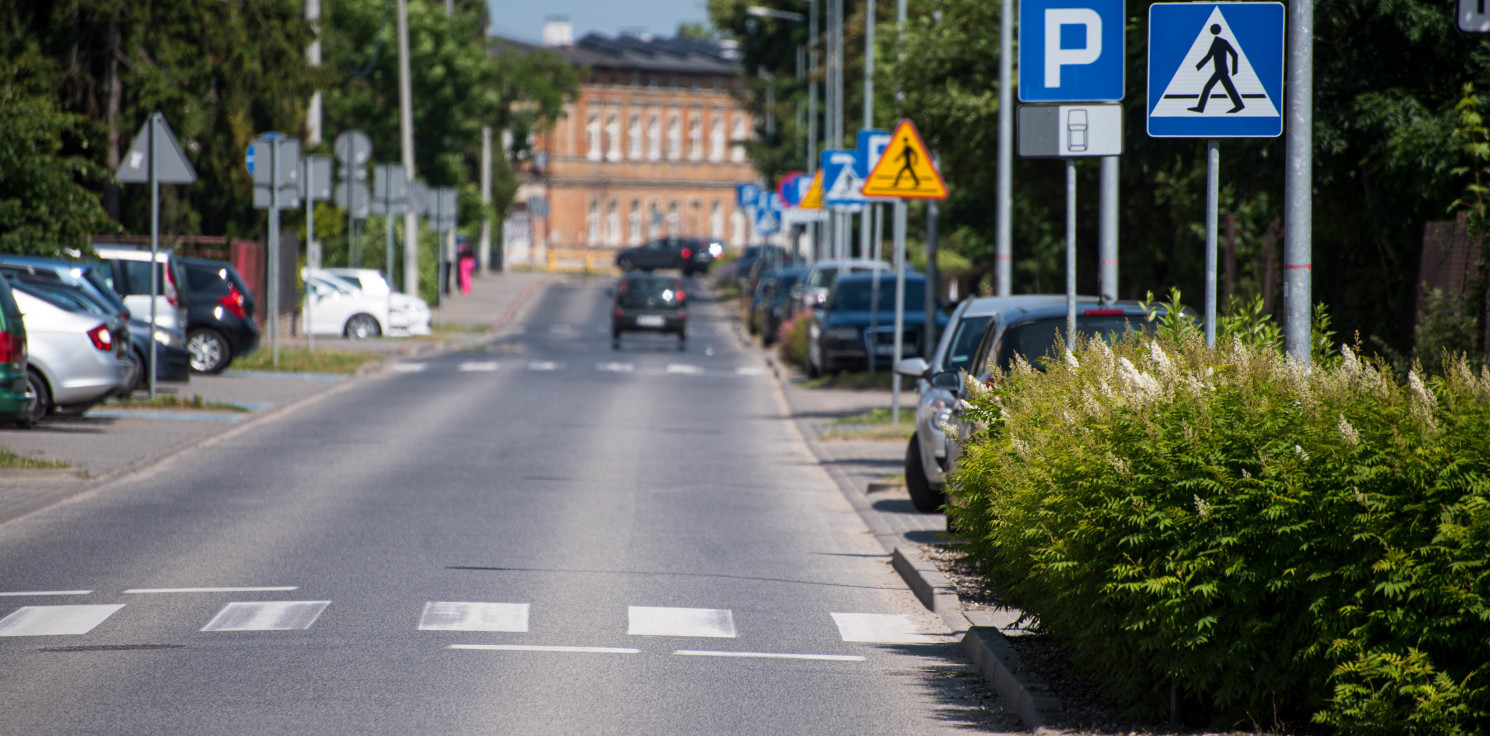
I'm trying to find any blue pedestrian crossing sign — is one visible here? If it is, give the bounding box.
[1147,2,1285,138]
[1018,0,1125,103]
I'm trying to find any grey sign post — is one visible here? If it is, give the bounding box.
[302,155,332,352]
[335,131,372,267]
[373,164,412,286]
[116,112,196,399]
[251,133,301,368]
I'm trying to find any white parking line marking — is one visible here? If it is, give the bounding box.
[418,602,529,632]
[393,364,426,373]
[124,587,298,594]
[735,367,765,376]
[527,361,560,371]
[831,613,940,644]
[0,591,91,597]
[673,650,866,662]
[450,644,639,654]
[596,362,634,373]
[665,364,703,375]
[0,605,125,636]
[201,601,330,632]
[628,606,736,638]
[458,362,499,372]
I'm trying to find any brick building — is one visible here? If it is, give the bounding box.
[498,21,756,264]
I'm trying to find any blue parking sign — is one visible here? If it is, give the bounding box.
[1018,0,1125,103]
[1146,3,1285,138]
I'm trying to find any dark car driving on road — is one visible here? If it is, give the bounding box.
[612,272,688,350]
[614,237,722,276]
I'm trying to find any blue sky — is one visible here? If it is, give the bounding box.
[484,0,712,43]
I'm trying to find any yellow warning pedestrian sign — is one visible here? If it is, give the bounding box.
[800,170,825,209]
[861,120,948,200]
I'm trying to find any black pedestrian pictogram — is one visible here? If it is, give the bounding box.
[892,137,921,188]
[1188,24,1244,114]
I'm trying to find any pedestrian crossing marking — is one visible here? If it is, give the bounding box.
[735,367,765,376]
[830,613,940,644]
[201,601,330,632]
[527,361,560,371]
[596,362,634,373]
[674,650,866,662]
[457,361,499,372]
[0,604,124,636]
[1150,7,1278,119]
[124,586,298,594]
[665,364,703,375]
[0,590,92,597]
[393,363,426,373]
[450,644,640,654]
[628,606,736,638]
[418,602,529,632]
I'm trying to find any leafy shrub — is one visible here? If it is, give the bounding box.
[946,327,1490,732]
[776,311,811,368]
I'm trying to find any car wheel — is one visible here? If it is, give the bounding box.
[22,369,49,426]
[905,434,945,513]
[187,328,231,374]
[345,314,382,340]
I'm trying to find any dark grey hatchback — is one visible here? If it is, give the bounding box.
[612,273,687,350]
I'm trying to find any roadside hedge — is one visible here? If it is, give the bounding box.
[945,330,1490,732]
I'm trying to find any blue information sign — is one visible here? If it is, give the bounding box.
[1146,2,1285,138]
[1018,0,1125,103]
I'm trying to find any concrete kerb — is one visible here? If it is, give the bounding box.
[739,297,1058,734]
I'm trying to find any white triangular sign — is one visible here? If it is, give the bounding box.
[1150,8,1278,119]
[116,113,197,184]
[827,167,861,198]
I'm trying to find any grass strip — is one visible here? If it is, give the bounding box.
[830,407,916,426]
[802,371,897,390]
[108,394,249,413]
[817,424,916,442]
[0,447,69,469]
[231,348,377,375]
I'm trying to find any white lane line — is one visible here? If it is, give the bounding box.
[628,606,736,638]
[665,364,703,375]
[674,650,866,662]
[458,361,500,372]
[0,590,91,597]
[549,325,576,335]
[831,613,941,644]
[418,602,529,632]
[201,601,330,632]
[596,362,634,373]
[449,644,639,654]
[393,363,427,373]
[0,604,125,636]
[124,587,298,594]
[735,367,766,376]
[527,361,560,371]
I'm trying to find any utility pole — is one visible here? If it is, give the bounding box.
[995,0,1013,295]
[861,0,875,261]
[397,0,418,297]
[808,0,820,259]
[481,125,494,273]
[306,0,322,146]
[1283,0,1313,362]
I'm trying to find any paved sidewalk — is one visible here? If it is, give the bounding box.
[0,270,551,525]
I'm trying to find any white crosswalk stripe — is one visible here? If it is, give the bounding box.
[392,363,426,373]
[596,361,633,373]
[665,364,703,375]
[527,361,560,371]
[418,602,529,632]
[0,604,125,636]
[201,601,330,632]
[457,361,499,372]
[735,366,765,376]
[830,613,940,644]
[627,606,736,638]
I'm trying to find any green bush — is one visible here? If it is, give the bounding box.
[946,328,1490,732]
[777,311,811,368]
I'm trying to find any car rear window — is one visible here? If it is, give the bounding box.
[120,260,169,296]
[185,263,229,294]
[995,314,1147,370]
[618,276,684,308]
[831,279,928,312]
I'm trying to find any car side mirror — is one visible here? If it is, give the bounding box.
[928,371,961,391]
[894,357,929,378]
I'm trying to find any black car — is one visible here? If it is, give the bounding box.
[612,273,688,350]
[180,257,260,373]
[614,237,721,276]
[760,267,809,346]
[732,244,792,293]
[807,272,951,377]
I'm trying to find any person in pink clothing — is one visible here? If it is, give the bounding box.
[456,237,476,294]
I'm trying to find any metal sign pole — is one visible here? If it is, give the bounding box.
[868,204,881,377]
[385,167,395,285]
[1065,158,1077,351]
[891,199,906,423]
[306,159,316,353]
[1099,156,1119,303]
[1205,139,1220,348]
[1283,0,1313,363]
[995,0,1014,296]
[269,138,280,368]
[148,115,159,399]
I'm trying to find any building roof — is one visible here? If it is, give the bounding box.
[493,33,739,77]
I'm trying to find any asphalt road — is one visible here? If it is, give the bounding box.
[0,276,1011,735]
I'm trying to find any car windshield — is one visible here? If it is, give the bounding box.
[995,315,1148,370]
[618,276,684,308]
[941,315,991,374]
[831,278,928,312]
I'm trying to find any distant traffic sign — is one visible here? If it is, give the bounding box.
[822,149,866,208]
[777,171,808,207]
[736,183,763,210]
[118,114,196,185]
[1459,0,1490,33]
[753,192,782,236]
[800,170,825,210]
[1147,3,1285,138]
[860,120,948,200]
[855,129,891,178]
[1018,0,1125,103]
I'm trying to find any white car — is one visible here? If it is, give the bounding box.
[321,268,431,336]
[301,272,391,339]
[798,258,893,312]
[11,285,129,422]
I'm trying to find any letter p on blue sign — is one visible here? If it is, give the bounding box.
[1019,0,1125,102]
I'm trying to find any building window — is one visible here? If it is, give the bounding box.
[667,202,679,236]
[628,114,642,159]
[605,112,621,161]
[667,112,682,160]
[689,113,703,161]
[648,201,662,238]
[731,114,748,163]
[710,201,723,238]
[731,206,746,246]
[648,112,661,161]
[587,197,601,246]
[628,200,642,242]
[586,115,601,161]
[709,115,725,162]
[606,199,620,245]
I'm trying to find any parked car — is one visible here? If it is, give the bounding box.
[322,268,432,336]
[612,272,688,350]
[760,267,809,346]
[746,271,778,336]
[797,258,892,312]
[301,271,390,339]
[0,276,34,426]
[895,296,1164,513]
[11,282,129,422]
[806,272,949,377]
[89,244,189,332]
[126,319,191,392]
[731,244,793,291]
[614,237,722,276]
[179,257,260,374]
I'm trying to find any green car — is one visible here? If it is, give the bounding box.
[0,277,35,426]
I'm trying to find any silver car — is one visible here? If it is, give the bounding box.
[797,258,892,312]
[12,285,129,421]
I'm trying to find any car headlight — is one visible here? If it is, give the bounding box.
[825,327,860,342]
[933,404,953,431]
[154,330,182,348]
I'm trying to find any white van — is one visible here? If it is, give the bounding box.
[90,244,190,332]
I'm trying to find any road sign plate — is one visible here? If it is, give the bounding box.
[860,120,948,200]
[1147,3,1285,138]
[334,130,373,166]
[1018,104,1124,157]
[776,171,808,207]
[117,113,197,185]
[1460,0,1490,33]
[1018,0,1125,103]
[335,182,371,218]
[301,156,333,202]
[822,149,867,207]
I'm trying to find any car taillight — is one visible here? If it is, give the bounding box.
[681,247,692,259]
[87,324,113,352]
[165,263,180,308]
[0,330,16,364]
[1082,308,1124,316]
[219,284,247,319]
[676,290,685,301]
[614,309,625,318]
